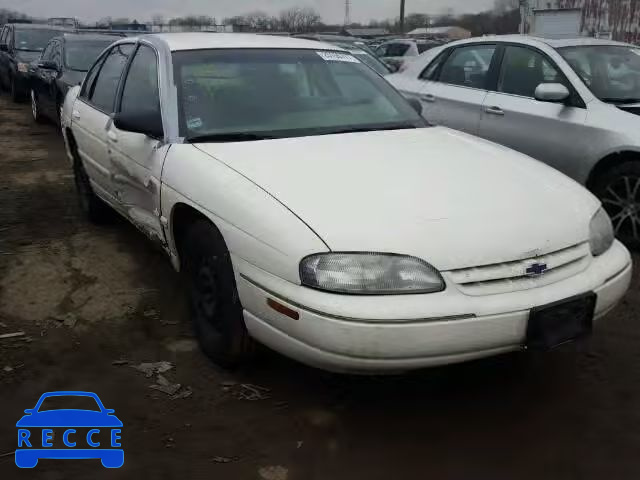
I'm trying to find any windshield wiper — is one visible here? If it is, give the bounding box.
[318,124,419,136]
[186,132,274,143]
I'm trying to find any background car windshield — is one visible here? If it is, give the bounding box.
[173,48,422,139]
[38,395,101,412]
[15,29,61,51]
[337,44,390,75]
[559,45,640,102]
[66,41,113,71]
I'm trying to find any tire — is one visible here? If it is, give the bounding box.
[593,160,640,249]
[10,74,22,102]
[72,156,111,224]
[31,90,45,124]
[181,220,255,368]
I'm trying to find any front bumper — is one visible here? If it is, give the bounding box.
[235,240,632,373]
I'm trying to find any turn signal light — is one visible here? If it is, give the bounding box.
[267,298,300,320]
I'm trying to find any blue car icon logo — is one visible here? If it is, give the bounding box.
[15,391,123,468]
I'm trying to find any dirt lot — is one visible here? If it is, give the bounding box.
[1,93,640,479]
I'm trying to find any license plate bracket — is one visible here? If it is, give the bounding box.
[527,293,596,351]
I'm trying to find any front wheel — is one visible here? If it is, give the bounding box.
[10,75,22,102]
[31,90,45,124]
[182,221,255,368]
[593,160,640,249]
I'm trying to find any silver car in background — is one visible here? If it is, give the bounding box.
[388,36,640,247]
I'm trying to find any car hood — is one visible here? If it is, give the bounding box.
[16,410,123,428]
[195,128,599,270]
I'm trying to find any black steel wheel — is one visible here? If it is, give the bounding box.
[182,220,254,368]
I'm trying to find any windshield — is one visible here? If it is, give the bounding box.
[65,41,113,71]
[559,45,640,103]
[15,29,62,52]
[173,48,424,141]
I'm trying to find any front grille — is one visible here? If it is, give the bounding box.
[446,243,591,296]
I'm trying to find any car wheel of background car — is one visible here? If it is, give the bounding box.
[72,156,111,224]
[31,90,45,124]
[181,220,255,368]
[10,74,21,103]
[593,161,640,249]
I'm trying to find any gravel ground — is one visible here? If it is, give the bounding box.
[1,93,640,480]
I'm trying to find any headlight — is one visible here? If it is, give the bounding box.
[300,253,444,295]
[590,207,614,256]
[17,62,29,73]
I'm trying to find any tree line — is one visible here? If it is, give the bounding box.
[3,1,521,36]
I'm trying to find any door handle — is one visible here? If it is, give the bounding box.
[72,110,80,120]
[484,106,504,116]
[420,94,436,103]
[107,131,118,142]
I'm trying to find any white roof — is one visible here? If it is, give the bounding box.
[447,34,630,49]
[146,32,336,52]
[408,26,464,35]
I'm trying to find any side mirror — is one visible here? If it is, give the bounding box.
[534,83,570,103]
[24,409,34,414]
[113,110,163,139]
[105,409,115,414]
[408,97,423,115]
[38,61,59,71]
[0,43,8,52]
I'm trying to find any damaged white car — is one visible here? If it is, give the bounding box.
[62,33,631,373]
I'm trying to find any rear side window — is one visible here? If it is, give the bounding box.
[420,51,448,80]
[80,53,106,99]
[88,44,134,112]
[119,45,161,118]
[438,44,496,89]
[0,27,8,44]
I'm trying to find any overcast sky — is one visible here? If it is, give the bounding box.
[1,0,495,24]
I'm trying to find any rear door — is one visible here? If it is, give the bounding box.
[108,43,167,244]
[478,44,588,175]
[72,43,135,202]
[417,43,497,134]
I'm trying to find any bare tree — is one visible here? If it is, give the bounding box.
[278,6,321,32]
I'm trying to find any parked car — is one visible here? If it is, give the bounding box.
[375,39,442,71]
[294,34,392,75]
[0,23,70,101]
[30,33,119,125]
[387,35,640,248]
[62,33,631,374]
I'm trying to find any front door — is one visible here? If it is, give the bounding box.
[108,44,167,244]
[478,45,588,177]
[419,44,497,135]
[71,43,135,202]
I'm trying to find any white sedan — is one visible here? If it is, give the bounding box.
[61,33,631,373]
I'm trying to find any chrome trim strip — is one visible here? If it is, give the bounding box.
[239,274,476,325]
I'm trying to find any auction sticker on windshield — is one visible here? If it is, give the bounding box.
[15,391,124,469]
[316,51,360,63]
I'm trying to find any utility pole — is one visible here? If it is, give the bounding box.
[344,0,351,27]
[400,0,406,33]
